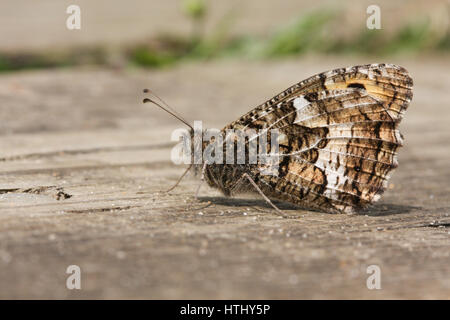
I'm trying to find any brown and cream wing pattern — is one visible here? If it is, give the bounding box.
[229,63,413,213]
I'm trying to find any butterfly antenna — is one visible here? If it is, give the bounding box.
[143,89,193,131]
[144,89,180,117]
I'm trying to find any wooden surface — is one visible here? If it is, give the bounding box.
[0,57,449,299]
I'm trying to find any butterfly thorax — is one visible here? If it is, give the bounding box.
[189,129,259,196]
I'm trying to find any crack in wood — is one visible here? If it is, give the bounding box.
[65,205,138,214]
[0,142,173,162]
[372,219,450,231]
[0,160,172,176]
[0,186,72,200]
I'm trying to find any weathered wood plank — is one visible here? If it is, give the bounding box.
[0,59,449,299]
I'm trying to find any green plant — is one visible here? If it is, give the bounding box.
[182,0,207,44]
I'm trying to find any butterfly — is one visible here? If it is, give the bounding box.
[144,63,413,217]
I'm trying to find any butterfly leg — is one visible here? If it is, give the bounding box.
[195,162,208,199]
[242,173,296,219]
[162,164,192,193]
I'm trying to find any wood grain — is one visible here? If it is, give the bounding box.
[0,59,449,299]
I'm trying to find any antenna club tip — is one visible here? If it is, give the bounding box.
[143,98,152,103]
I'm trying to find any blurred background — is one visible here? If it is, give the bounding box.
[0,0,448,71]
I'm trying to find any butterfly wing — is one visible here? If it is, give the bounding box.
[225,63,413,213]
